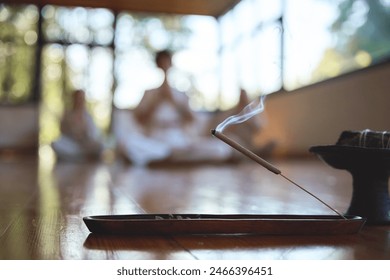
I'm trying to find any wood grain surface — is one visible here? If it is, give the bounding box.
[1,156,389,259]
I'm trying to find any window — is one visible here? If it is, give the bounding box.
[219,0,283,109]
[114,13,220,111]
[40,5,115,144]
[219,0,390,94]
[283,0,390,90]
[0,4,38,104]
[1,0,390,145]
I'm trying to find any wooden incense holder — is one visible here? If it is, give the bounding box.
[83,214,365,235]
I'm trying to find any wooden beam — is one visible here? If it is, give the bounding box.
[3,0,241,17]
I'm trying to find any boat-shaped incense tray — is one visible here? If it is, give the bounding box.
[83,214,365,235]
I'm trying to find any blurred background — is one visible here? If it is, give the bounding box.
[0,0,389,160]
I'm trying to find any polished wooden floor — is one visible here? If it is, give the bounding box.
[1,154,389,260]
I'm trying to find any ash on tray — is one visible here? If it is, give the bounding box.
[155,215,193,220]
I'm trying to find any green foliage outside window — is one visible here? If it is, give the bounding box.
[0,4,38,104]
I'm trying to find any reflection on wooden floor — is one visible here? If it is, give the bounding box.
[0,155,389,259]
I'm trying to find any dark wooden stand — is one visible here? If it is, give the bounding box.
[310,145,390,225]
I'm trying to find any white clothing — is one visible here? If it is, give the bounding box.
[115,88,232,165]
[52,110,103,161]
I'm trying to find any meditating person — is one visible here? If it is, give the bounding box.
[51,89,104,161]
[116,50,232,165]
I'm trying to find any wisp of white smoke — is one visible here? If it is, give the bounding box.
[215,95,266,132]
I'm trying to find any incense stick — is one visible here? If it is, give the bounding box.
[212,130,281,174]
[212,129,347,220]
